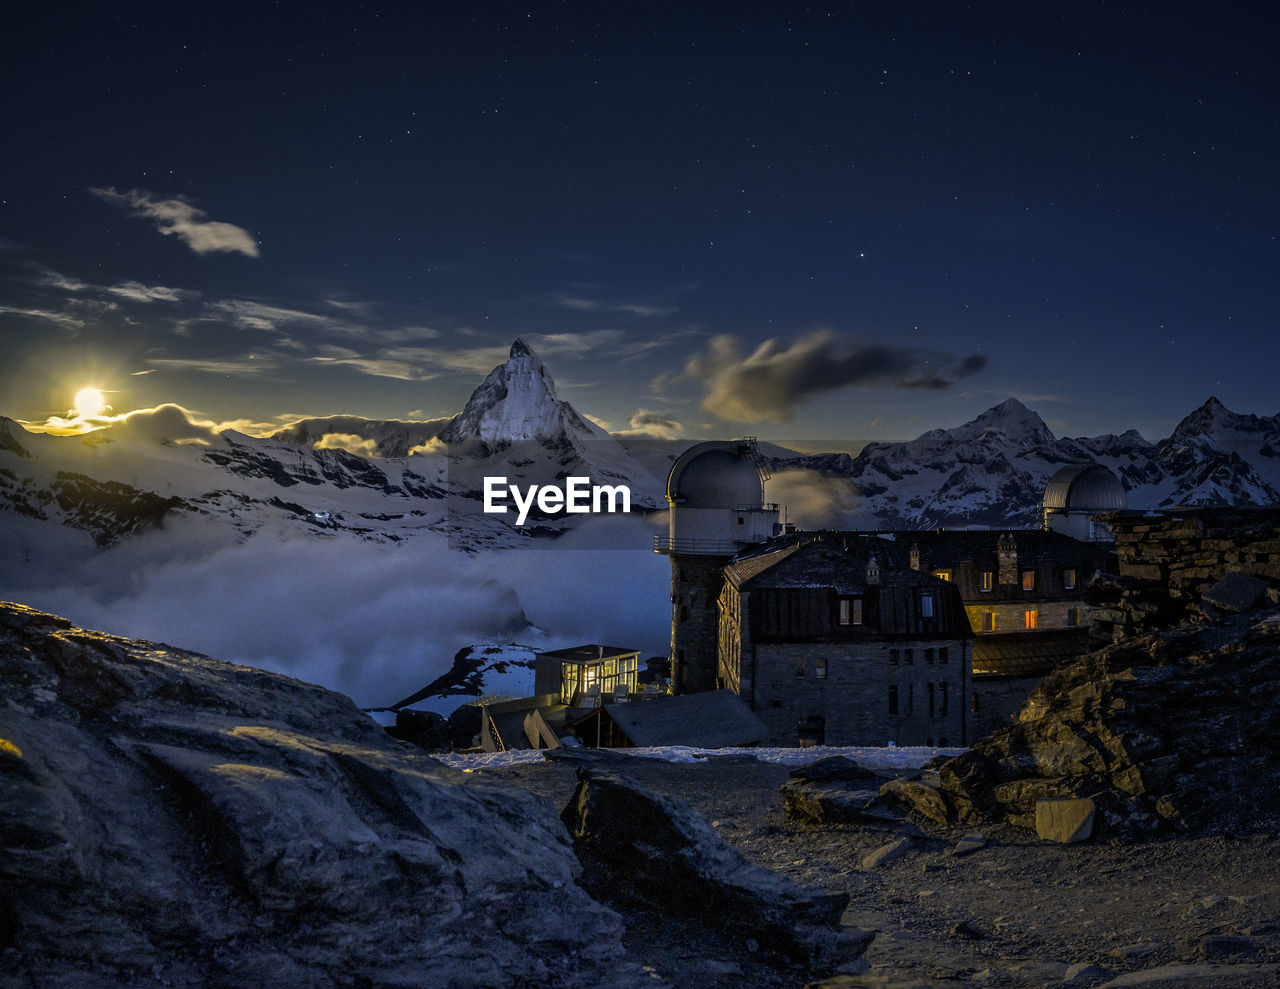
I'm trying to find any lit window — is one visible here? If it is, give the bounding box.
[795,655,805,678]
[815,657,828,679]
[980,571,993,592]
[921,594,935,618]
[1064,569,1077,591]
[933,569,952,582]
[1022,571,1035,591]
[1025,609,1038,630]
[981,612,995,632]
[1067,607,1079,627]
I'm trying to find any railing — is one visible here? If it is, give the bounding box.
[654,535,744,554]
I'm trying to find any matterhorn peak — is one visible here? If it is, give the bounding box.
[441,338,601,450]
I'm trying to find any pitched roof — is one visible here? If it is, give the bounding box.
[586,690,768,748]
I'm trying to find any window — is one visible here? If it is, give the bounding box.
[815,656,828,679]
[1064,569,1077,591]
[1025,609,1038,630]
[981,612,995,632]
[1067,607,1080,627]
[941,680,949,715]
[1022,570,1036,591]
[904,648,914,665]
[795,655,805,678]
[933,569,952,582]
[921,594,935,618]
[908,682,915,713]
[925,647,935,665]
[888,684,899,715]
[980,571,994,592]
[838,597,863,626]
[928,682,936,718]
[679,605,689,621]
[889,648,900,666]
[938,647,949,664]
[737,515,744,525]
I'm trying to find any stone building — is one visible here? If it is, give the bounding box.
[717,535,972,746]
[903,529,1117,735]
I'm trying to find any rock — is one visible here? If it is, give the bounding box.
[878,777,952,826]
[1063,962,1108,983]
[0,602,641,988]
[1036,797,1097,842]
[949,832,987,857]
[1192,935,1258,961]
[1202,572,1270,613]
[860,837,917,870]
[918,606,1280,839]
[561,769,866,968]
[949,920,985,940]
[1098,962,1280,986]
[780,756,886,824]
[790,755,878,784]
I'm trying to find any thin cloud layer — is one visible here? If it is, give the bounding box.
[682,331,988,424]
[618,409,684,439]
[90,187,260,257]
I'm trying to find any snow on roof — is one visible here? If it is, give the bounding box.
[436,743,965,771]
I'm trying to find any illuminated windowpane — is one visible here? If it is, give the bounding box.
[980,571,993,592]
[1025,609,1038,629]
[1022,570,1035,591]
[1064,569,1077,590]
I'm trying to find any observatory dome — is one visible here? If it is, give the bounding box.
[667,442,765,508]
[1043,464,1127,512]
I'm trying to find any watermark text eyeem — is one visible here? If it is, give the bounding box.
[483,476,631,526]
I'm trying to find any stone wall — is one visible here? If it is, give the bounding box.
[747,640,967,747]
[1102,506,1280,592]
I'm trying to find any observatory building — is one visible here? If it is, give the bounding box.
[654,441,779,693]
[1043,464,1128,542]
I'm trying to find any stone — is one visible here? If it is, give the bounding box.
[949,920,985,940]
[1192,935,1258,961]
[878,777,952,826]
[860,837,917,870]
[1098,963,1280,987]
[561,769,867,968]
[1063,962,1108,983]
[0,602,642,988]
[949,832,988,857]
[780,756,886,824]
[1202,571,1270,613]
[1035,797,1097,842]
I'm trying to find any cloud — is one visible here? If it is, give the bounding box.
[681,331,989,424]
[313,432,381,457]
[18,402,293,438]
[617,409,684,440]
[407,437,449,456]
[0,522,670,711]
[553,295,675,317]
[90,187,260,257]
[764,470,861,530]
[105,281,199,304]
[582,413,612,431]
[146,353,279,376]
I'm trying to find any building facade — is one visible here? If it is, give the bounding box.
[718,536,972,746]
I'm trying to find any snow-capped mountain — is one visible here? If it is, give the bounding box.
[0,340,663,556]
[769,396,1280,529]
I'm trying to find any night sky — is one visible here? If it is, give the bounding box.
[3,2,1277,445]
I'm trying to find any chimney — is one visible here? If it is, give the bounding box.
[866,555,881,586]
[909,543,921,571]
[998,534,1018,585]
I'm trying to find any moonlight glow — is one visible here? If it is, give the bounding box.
[73,388,106,418]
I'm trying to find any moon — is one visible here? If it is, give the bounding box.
[73,387,107,418]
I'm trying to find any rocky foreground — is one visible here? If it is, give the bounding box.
[0,602,862,989]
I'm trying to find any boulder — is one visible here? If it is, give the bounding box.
[1202,571,1270,613]
[920,608,1280,839]
[0,602,642,988]
[1036,797,1097,843]
[780,757,887,825]
[561,769,867,968]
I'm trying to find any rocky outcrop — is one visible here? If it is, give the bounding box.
[883,608,1280,839]
[561,769,868,969]
[0,602,638,988]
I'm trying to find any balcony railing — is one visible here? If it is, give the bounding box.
[654,535,744,554]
